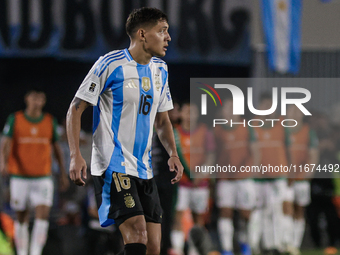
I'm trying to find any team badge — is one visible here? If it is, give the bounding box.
[142,77,151,92]
[88,82,97,93]
[124,193,135,208]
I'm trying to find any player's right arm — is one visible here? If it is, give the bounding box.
[0,114,15,176]
[66,97,90,186]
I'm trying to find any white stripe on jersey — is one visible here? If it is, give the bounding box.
[119,64,139,177]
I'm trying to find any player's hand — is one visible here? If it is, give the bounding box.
[69,154,87,186]
[168,156,183,184]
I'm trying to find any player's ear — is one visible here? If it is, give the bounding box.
[137,28,147,42]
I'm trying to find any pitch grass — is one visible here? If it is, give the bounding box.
[302,249,329,255]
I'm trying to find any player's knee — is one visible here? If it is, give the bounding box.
[146,240,160,255]
[130,221,148,244]
[220,208,233,218]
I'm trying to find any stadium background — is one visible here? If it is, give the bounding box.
[1,0,340,254]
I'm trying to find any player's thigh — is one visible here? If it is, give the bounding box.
[10,177,30,211]
[216,180,236,209]
[236,179,256,211]
[294,181,311,207]
[30,177,54,208]
[138,178,163,225]
[191,187,209,214]
[175,185,191,211]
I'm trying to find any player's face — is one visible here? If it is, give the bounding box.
[25,92,46,110]
[143,20,171,57]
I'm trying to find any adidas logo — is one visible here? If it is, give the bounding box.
[125,80,138,88]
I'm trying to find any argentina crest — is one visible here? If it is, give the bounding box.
[142,77,151,92]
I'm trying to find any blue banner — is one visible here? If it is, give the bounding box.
[0,0,251,65]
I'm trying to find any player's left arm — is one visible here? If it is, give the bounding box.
[52,141,69,191]
[51,118,69,191]
[154,111,183,184]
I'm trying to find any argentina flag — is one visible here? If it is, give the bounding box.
[261,0,302,74]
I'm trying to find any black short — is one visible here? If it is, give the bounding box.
[93,171,162,227]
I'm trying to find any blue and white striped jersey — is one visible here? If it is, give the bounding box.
[75,49,173,179]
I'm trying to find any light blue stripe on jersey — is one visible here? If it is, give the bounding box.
[98,170,115,227]
[107,66,126,174]
[93,98,101,134]
[94,51,124,76]
[133,64,154,179]
[159,67,168,94]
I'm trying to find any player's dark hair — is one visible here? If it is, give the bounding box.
[180,99,192,108]
[25,87,46,97]
[126,7,168,37]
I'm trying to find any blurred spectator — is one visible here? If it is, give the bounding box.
[250,93,290,254]
[214,98,259,255]
[153,100,181,255]
[0,89,69,255]
[282,105,319,255]
[307,113,340,253]
[171,102,215,255]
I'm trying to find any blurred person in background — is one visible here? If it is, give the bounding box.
[152,99,181,255]
[282,105,318,255]
[0,89,69,255]
[249,92,291,255]
[171,101,215,255]
[214,97,260,255]
[307,113,340,255]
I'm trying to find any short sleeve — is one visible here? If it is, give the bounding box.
[75,56,110,106]
[2,114,15,137]
[158,65,173,112]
